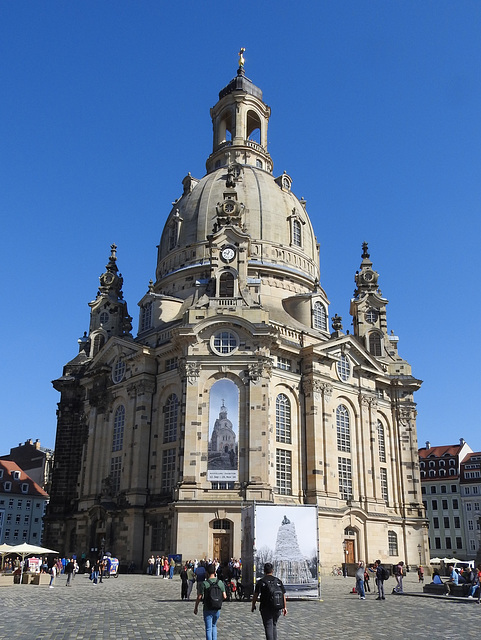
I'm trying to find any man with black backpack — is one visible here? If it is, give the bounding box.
[251,563,287,640]
[194,563,226,640]
[374,559,388,600]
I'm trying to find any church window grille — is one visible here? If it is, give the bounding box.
[366,308,378,324]
[276,394,291,444]
[336,405,350,452]
[380,468,388,502]
[313,302,327,331]
[338,457,352,500]
[112,358,126,384]
[163,394,178,443]
[276,449,292,496]
[369,333,382,356]
[161,448,176,492]
[388,531,398,555]
[292,219,302,247]
[110,456,122,494]
[219,272,235,297]
[92,334,105,357]
[256,159,263,168]
[140,301,153,332]
[212,331,239,355]
[99,311,109,325]
[213,519,231,530]
[337,355,350,381]
[151,519,167,551]
[112,405,125,452]
[277,357,291,371]
[377,421,386,462]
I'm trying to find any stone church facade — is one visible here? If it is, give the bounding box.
[44,61,428,573]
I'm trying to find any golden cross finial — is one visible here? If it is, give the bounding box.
[238,48,245,68]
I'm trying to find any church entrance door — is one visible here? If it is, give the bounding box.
[213,533,231,563]
[343,539,355,564]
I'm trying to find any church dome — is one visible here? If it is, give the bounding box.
[153,61,325,321]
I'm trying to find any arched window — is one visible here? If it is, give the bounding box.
[449,469,456,476]
[337,355,351,382]
[276,394,291,444]
[219,109,232,143]
[388,531,398,555]
[219,272,235,297]
[369,333,382,356]
[246,110,261,143]
[336,405,350,452]
[313,302,327,331]
[140,301,153,333]
[112,405,125,452]
[92,333,105,357]
[292,219,302,247]
[439,469,446,477]
[377,421,386,462]
[163,394,179,443]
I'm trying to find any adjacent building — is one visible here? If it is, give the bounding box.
[419,439,481,562]
[1,439,54,493]
[44,59,428,573]
[0,460,49,545]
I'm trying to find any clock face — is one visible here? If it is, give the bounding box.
[221,247,236,262]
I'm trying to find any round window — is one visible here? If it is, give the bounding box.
[211,331,239,356]
[112,358,126,384]
[365,308,378,324]
[99,311,110,325]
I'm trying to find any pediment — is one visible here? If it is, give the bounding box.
[89,336,143,369]
[312,335,387,375]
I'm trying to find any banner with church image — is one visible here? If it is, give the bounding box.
[207,379,239,483]
[252,504,319,599]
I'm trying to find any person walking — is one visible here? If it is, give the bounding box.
[65,558,75,587]
[417,565,424,583]
[374,560,386,600]
[194,563,226,640]
[180,564,189,600]
[49,563,57,589]
[251,562,287,640]
[355,561,366,600]
[394,561,404,593]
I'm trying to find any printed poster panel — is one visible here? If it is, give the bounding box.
[254,504,319,599]
[207,379,239,482]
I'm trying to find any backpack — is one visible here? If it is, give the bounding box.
[203,579,223,610]
[263,576,284,610]
[382,567,390,581]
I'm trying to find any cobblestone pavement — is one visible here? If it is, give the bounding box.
[0,572,479,640]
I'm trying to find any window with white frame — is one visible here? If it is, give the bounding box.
[337,355,350,382]
[377,421,386,462]
[338,457,353,500]
[388,531,398,555]
[336,405,351,452]
[292,219,302,247]
[163,394,179,443]
[112,405,125,452]
[313,302,327,331]
[380,467,389,502]
[161,448,176,492]
[211,331,239,355]
[277,357,291,371]
[112,358,126,384]
[276,394,291,444]
[276,449,292,496]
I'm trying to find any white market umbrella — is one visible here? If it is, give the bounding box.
[5,543,58,580]
[429,557,442,563]
[0,544,13,569]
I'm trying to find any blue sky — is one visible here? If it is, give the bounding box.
[1,1,480,453]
